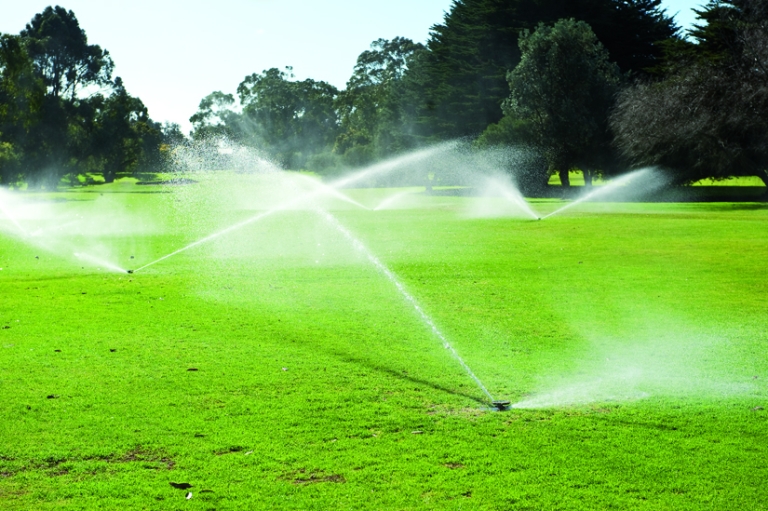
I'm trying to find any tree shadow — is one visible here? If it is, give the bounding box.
[62,189,172,195]
[323,346,488,405]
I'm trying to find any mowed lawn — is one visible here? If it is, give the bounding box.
[1,174,767,510]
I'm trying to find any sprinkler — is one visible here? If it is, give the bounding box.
[492,400,511,411]
[126,270,134,274]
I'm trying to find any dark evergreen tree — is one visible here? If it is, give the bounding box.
[0,7,163,188]
[411,0,679,139]
[90,78,161,183]
[20,6,113,100]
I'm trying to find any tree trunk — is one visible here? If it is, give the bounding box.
[558,169,570,187]
[584,169,593,187]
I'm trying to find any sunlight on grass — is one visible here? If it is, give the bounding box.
[1,174,766,509]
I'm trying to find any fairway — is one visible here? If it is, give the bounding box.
[1,174,767,510]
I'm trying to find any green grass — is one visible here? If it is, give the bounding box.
[1,173,767,510]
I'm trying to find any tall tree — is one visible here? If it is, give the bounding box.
[20,6,113,100]
[236,67,338,168]
[189,91,240,141]
[0,34,45,186]
[412,0,678,139]
[611,0,768,186]
[334,37,424,164]
[504,19,622,188]
[90,78,161,183]
[0,8,164,188]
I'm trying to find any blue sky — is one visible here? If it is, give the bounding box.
[2,1,706,134]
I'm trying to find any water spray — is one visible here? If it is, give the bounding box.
[542,168,662,220]
[466,175,540,220]
[373,190,414,211]
[73,252,128,273]
[0,191,29,236]
[295,174,370,211]
[315,207,505,408]
[134,144,457,273]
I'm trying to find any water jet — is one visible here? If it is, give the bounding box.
[135,144,458,272]
[316,208,496,404]
[542,168,666,219]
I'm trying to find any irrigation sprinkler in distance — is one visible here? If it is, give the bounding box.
[126,270,134,274]
[492,400,511,411]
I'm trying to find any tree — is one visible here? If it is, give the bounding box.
[611,0,768,186]
[236,67,338,168]
[334,37,425,163]
[189,91,240,141]
[0,8,164,188]
[20,6,113,100]
[410,0,678,140]
[90,78,160,183]
[504,19,622,188]
[161,122,187,147]
[0,34,45,186]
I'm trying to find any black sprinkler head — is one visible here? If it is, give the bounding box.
[127,269,134,274]
[492,400,511,411]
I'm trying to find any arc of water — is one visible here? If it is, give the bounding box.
[73,252,127,273]
[329,141,457,190]
[135,144,457,272]
[373,190,414,211]
[542,168,655,219]
[133,183,358,272]
[488,177,540,220]
[315,207,495,403]
[294,174,370,211]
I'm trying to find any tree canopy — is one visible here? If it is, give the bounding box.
[504,19,622,188]
[333,37,424,165]
[411,0,678,139]
[4,2,767,191]
[21,6,114,100]
[0,7,168,188]
[611,0,768,186]
[236,67,339,168]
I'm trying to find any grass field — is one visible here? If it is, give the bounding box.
[1,173,767,510]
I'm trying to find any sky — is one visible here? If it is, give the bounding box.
[2,0,706,135]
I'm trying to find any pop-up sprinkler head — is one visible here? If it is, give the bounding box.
[127,270,134,274]
[492,400,511,411]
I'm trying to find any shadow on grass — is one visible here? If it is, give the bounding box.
[325,347,488,405]
[692,203,768,211]
[422,185,767,202]
[64,189,172,195]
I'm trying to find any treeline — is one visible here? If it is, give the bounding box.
[0,6,183,188]
[191,0,768,191]
[190,0,675,174]
[3,1,768,191]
